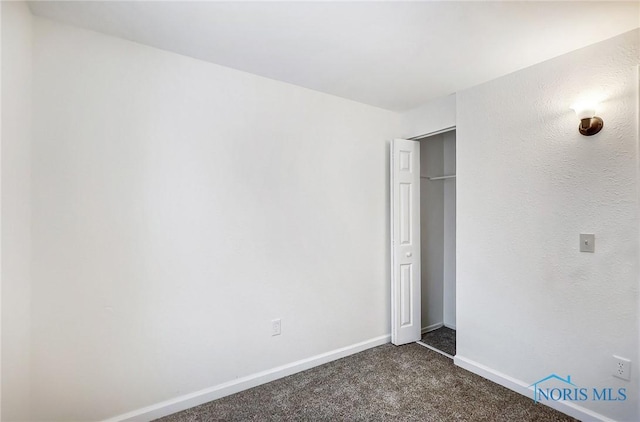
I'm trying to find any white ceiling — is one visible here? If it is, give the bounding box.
[27,1,640,111]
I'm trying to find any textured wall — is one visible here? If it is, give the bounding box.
[31,17,401,421]
[456,29,639,421]
[1,2,32,420]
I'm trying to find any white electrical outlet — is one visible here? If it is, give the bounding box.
[613,355,631,381]
[271,319,281,336]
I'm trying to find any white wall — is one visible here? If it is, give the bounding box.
[419,135,444,330]
[30,17,401,421]
[401,94,456,139]
[1,2,32,421]
[442,131,456,329]
[456,29,639,421]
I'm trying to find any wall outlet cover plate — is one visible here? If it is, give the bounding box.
[580,234,595,253]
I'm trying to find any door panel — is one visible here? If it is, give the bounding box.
[399,183,411,244]
[400,263,412,326]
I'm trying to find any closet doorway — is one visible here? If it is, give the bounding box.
[416,129,456,358]
[389,129,456,358]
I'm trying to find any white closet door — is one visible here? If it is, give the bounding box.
[390,139,421,346]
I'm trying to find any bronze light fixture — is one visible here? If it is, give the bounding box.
[571,102,603,136]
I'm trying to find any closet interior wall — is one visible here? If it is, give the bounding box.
[419,131,456,332]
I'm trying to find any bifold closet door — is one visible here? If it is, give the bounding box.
[390,139,421,346]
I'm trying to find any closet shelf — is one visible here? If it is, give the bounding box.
[421,175,456,181]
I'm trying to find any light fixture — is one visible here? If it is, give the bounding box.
[571,101,603,136]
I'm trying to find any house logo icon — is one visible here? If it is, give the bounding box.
[528,374,577,403]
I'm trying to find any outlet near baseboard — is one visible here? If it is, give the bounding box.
[612,355,631,381]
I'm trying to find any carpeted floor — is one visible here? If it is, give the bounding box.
[421,327,456,356]
[157,343,576,422]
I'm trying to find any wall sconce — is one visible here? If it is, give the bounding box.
[571,101,603,136]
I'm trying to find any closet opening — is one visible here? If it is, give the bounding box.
[415,129,456,358]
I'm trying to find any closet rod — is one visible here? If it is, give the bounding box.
[421,175,456,181]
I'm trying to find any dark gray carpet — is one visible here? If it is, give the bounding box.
[157,343,576,422]
[421,327,456,356]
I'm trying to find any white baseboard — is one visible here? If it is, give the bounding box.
[443,323,456,330]
[102,334,391,422]
[454,355,614,422]
[421,322,443,334]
